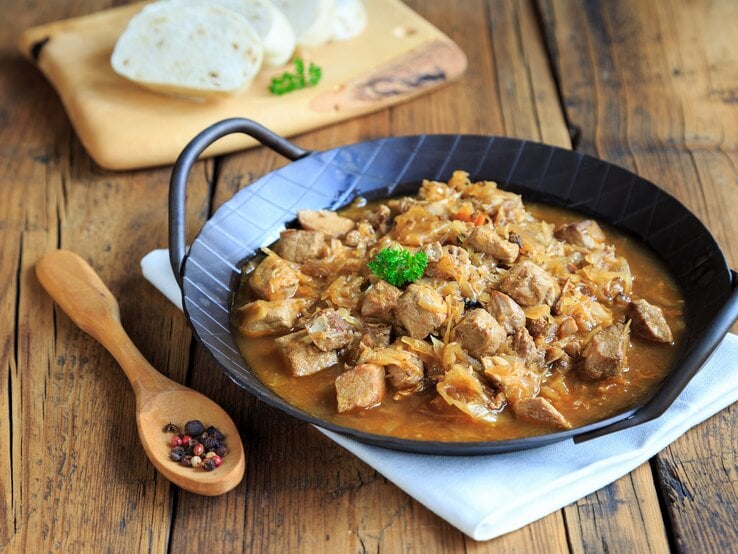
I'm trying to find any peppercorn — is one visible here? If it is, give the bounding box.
[184,420,205,436]
[180,455,192,467]
[207,426,225,441]
[203,436,219,450]
[170,435,183,448]
[193,443,204,457]
[163,422,179,433]
[215,445,227,457]
[181,434,192,446]
[170,446,186,462]
[211,455,223,468]
[201,459,216,472]
[190,455,202,468]
[205,451,216,459]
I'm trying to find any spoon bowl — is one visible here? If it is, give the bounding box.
[36,249,245,496]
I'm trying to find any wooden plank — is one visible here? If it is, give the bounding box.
[0,2,212,549]
[537,0,738,551]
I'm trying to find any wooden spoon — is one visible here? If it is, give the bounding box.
[35,249,245,496]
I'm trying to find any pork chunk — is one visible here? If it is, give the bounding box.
[335,363,386,413]
[237,298,312,337]
[249,255,300,300]
[395,283,448,339]
[385,349,425,393]
[628,299,673,343]
[305,309,354,351]
[345,324,392,365]
[512,397,571,429]
[555,219,606,249]
[276,229,325,263]
[452,308,506,357]
[512,327,543,367]
[297,209,355,238]
[498,260,560,307]
[275,331,339,376]
[360,280,402,319]
[486,291,526,334]
[465,224,520,264]
[580,323,629,380]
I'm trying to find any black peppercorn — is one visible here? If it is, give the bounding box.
[215,445,227,457]
[207,426,225,441]
[203,436,219,450]
[162,422,179,433]
[170,446,186,462]
[180,455,193,467]
[184,420,205,436]
[202,459,216,472]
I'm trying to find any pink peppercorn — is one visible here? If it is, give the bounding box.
[181,435,191,445]
[212,455,223,468]
[193,443,204,457]
[170,435,182,448]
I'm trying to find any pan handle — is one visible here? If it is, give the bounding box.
[168,118,311,289]
[573,269,738,443]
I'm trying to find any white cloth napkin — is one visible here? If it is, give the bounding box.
[142,248,738,541]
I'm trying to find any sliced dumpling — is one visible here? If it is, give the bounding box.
[271,0,336,47]
[111,2,264,98]
[331,0,366,41]
[201,0,296,67]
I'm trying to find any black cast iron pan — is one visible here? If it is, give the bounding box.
[169,118,738,455]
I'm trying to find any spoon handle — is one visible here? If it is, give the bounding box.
[35,250,176,399]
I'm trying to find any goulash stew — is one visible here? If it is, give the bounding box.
[232,171,685,441]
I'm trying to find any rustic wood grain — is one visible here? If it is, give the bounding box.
[3,0,737,551]
[538,0,738,551]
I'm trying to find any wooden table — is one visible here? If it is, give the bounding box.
[2,0,736,551]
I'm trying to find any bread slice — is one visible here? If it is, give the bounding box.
[332,0,366,41]
[111,2,264,98]
[198,0,296,67]
[271,0,336,47]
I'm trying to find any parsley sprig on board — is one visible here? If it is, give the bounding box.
[269,58,322,95]
[368,247,428,288]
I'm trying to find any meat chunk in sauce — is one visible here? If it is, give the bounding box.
[360,280,402,319]
[249,255,300,301]
[452,308,506,357]
[275,330,339,376]
[297,209,355,238]
[483,356,540,402]
[628,299,673,343]
[512,397,571,429]
[498,260,560,307]
[383,348,425,394]
[580,323,630,380]
[512,327,543,367]
[486,291,526,334]
[395,283,448,339]
[305,308,354,351]
[436,366,504,423]
[465,224,520,264]
[555,219,606,249]
[335,363,386,413]
[237,298,312,337]
[346,324,392,365]
[276,229,325,263]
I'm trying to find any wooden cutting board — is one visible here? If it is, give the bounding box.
[19,1,466,171]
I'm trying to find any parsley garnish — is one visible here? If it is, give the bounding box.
[368,247,428,288]
[269,58,322,95]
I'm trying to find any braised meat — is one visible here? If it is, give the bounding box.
[335,363,386,413]
[580,323,630,380]
[277,229,325,263]
[249,254,300,301]
[297,209,355,237]
[275,331,339,376]
[486,291,526,334]
[236,170,682,438]
[237,298,312,337]
[628,299,673,343]
[555,219,606,249]
[395,283,447,339]
[452,308,506,357]
[465,224,520,264]
[499,260,560,307]
[305,308,354,351]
